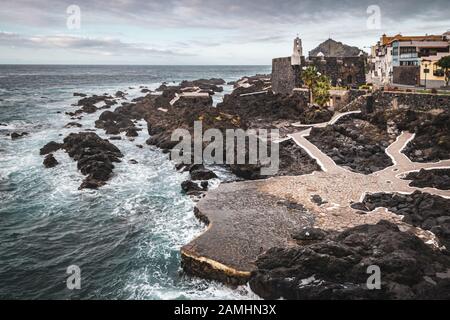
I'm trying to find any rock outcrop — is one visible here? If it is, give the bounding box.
[352,191,450,251]
[40,141,62,155]
[10,132,29,140]
[43,154,59,168]
[218,90,332,127]
[307,116,393,174]
[404,169,450,190]
[250,220,450,300]
[62,132,123,189]
[230,139,321,180]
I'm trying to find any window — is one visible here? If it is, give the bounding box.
[400,61,418,66]
[400,47,416,54]
[434,64,445,77]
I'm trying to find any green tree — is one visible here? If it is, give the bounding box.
[302,66,318,103]
[313,75,331,107]
[301,66,331,106]
[437,56,450,87]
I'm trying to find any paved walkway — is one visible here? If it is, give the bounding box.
[291,111,361,128]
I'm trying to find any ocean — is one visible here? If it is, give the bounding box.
[0,65,271,299]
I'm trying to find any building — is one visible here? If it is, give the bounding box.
[272,37,366,94]
[370,32,450,88]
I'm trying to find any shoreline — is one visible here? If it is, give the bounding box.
[2,69,450,300]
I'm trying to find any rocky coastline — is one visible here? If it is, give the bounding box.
[36,74,450,300]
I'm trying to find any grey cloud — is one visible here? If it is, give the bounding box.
[2,0,449,29]
[0,32,191,57]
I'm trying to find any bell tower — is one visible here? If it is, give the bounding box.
[291,35,303,66]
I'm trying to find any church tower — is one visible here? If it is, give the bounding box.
[291,36,303,66]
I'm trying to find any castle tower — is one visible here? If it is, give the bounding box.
[291,36,303,66]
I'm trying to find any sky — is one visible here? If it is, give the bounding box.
[0,0,449,65]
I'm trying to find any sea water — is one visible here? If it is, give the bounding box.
[0,65,270,299]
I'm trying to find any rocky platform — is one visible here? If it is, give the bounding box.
[181,181,316,285]
[181,127,450,287]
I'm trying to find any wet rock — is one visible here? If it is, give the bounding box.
[64,122,82,128]
[62,132,123,190]
[74,93,87,97]
[43,154,59,168]
[190,166,217,181]
[181,180,203,195]
[40,141,62,155]
[115,91,127,99]
[250,220,450,300]
[136,144,144,149]
[126,127,139,137]
[200,181,209,190]
[109,136,122,141]
[129,159,138,164]
[95,103,149,136]
[11,132,29,140]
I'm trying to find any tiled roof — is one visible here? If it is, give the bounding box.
[381,34,445,46]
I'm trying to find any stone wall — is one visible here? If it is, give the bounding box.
[308,56,366,88]
[373,91,450,111]
[272,56,366,94]
[393,66,420,86]
[271,57,301,94]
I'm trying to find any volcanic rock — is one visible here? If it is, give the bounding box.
[62,132,123,190]
[43,154,59,168]
[11,132,28,140]
[181,180,204,195]
[404,169,450,190]
[250,220,450,300]
[353,191,450,250]
[40,141,62,155]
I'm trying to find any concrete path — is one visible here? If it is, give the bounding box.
[291,110,361,128]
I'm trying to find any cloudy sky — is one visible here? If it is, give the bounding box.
[0,0,449,64]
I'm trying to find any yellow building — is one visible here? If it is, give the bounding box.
[420,53,449,88]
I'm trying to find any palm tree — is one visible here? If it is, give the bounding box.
[437,56,450,87]
[302,66,319,103]
[301,66,331,106]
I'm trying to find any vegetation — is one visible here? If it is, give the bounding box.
[437,56,450,87]
[301,66,331,106]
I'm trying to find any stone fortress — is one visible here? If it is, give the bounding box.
[272,36,367,94]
